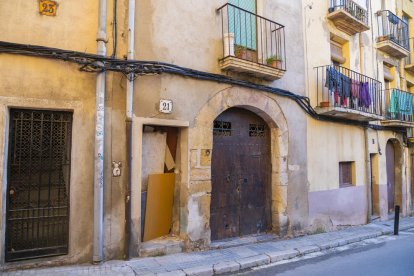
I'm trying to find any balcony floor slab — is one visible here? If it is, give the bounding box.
[315,106,383,122]
[219,56,285,81]
[327,9,370,36]
[405,63,414,75]
[380,120,414,128]
[376,40,409,59]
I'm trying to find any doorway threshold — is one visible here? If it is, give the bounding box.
[210,233,278,250]
[140,235,184,257]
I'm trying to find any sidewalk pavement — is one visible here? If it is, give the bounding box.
[4,216,414,276]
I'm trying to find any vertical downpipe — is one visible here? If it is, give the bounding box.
[93,0,107,264]
[125,0,136,259]
[365,127,372,223]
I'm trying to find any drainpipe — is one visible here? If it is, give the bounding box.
[93,0,107,264]
[125,0,136,259]
[365,127,372,223]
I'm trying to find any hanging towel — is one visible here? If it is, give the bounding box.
[359,82,371,108]
[351,79,359,99]
[388,89,399,119]
[342,75,351,98]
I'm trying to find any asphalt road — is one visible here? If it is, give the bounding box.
[238,228,414,276]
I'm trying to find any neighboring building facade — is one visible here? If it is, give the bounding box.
[0,0,413,270]
[305,0,414,230]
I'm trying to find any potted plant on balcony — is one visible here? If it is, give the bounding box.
[235,45,248,59]
[235,45,258,62]
[266,55,283,69]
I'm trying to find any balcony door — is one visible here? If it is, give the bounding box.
[228,0,257,51]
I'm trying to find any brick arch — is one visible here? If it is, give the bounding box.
[184,87,289,247]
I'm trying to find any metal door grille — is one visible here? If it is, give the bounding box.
[6,109,72,262]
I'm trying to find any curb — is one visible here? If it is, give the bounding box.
[173,223,414,276]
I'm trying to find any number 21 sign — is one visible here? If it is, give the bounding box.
[39,0,58,16]
[159,99,173,114]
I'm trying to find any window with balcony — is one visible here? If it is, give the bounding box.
[381,63,414,127]
[217,1,286,81]
[315,65,383,121]
[383,88,414,126]
[327,0,369,36]
[376,10,410,58]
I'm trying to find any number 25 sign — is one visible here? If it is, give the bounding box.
[39,0,58,16]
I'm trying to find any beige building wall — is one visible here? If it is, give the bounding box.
[0,0,130,267]
[131,0,309,253]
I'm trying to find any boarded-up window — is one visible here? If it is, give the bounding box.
[383,64,394,82]
[330,40,346,64]
[339,162,354,188]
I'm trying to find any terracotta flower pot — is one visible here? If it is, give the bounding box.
[320,101,330,108]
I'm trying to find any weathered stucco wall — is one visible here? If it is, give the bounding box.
[0,0,130,266]
[132,0,309,250]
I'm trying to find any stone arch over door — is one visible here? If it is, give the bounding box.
[386,139,403,214]
[185,87,289,246]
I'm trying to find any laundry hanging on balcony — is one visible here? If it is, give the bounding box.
[388,89,413,119]
[325,66,372,108]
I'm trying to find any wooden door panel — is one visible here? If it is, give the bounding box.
[211,108,270,240]
[386,141,395,213]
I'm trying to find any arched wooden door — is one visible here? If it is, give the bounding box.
[210,108,271,241]
[386,141,395,213]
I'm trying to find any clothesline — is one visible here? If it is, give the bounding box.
[325,66,376,108]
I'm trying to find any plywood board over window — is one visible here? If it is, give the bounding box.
[330,40,347,65]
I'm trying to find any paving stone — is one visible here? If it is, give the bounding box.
[318,240,339,250]
[236,254,270,270]
[213,261,240,274]
[157,270,186,276]
[182,265,213,276]
[227,247,259,258]
[265,249,298,263]
[295,245,320,255]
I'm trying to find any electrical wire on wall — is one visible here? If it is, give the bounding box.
[0,40,407,134]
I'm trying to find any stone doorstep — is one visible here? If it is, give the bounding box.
[140,237,185,258]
